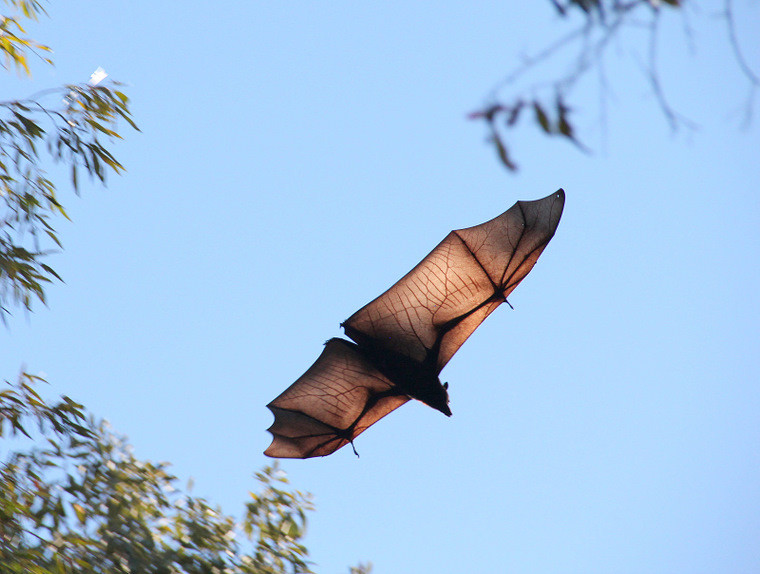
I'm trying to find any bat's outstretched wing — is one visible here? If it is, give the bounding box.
[265,190,564,458]
[342,189,565,372]
[265,338,410,458]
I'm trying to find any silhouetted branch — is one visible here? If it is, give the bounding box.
[724,0,758,126]
[724,0,759,86]
[644,10,698,132]
[471,0,758,171]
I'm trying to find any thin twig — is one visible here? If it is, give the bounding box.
[0,87,62,107]
[724,0,760,87]
[488,23,590,101]
[724,0,758,127]
[645,11,698,132]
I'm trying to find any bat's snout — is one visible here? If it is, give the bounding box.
[429,383,452,417]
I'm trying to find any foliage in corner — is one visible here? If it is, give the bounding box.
[0,375,320,574]
[0,0,138,319]
[470,0,758,171]
[0,0,51,75]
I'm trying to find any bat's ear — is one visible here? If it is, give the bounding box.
[443,382,449,390]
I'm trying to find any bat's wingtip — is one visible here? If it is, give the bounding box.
[545,188,565,203]
[263,437,281,458]
[264,434,307,459]
[264,430,286,458]
[529,188,565,228]
[521,189,565,213]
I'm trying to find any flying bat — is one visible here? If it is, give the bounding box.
[265,189,565,458]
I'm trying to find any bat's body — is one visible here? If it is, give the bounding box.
[265,189,565,458]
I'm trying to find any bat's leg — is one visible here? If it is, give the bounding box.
[340,387,407,458]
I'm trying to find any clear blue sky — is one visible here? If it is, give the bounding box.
[3,1,759,572]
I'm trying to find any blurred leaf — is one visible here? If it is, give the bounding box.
[533,101,552,133]
[505,101,523,126]
[491,130,517,171]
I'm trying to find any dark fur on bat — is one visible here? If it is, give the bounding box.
[268,291,496,459]
[339,281,510,408]
[340,324,451,415]
[273,336,448,458]
[265,189,565,458]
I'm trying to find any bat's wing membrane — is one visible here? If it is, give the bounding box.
[343,189,565,372]
[265,338,410,458]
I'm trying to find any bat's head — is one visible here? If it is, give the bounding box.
[420,380,451,417]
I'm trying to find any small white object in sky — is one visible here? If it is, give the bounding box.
[89,67,108,86]
[64,68,109,123]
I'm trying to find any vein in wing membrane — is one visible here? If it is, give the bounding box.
[344,190,565,371]
[455,191,564,294]
[264,190,565,458]
[344,234,495,365]
[265,339,410,458]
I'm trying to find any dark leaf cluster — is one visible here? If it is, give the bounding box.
[469,96,588,171]
[467,0,758,171]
